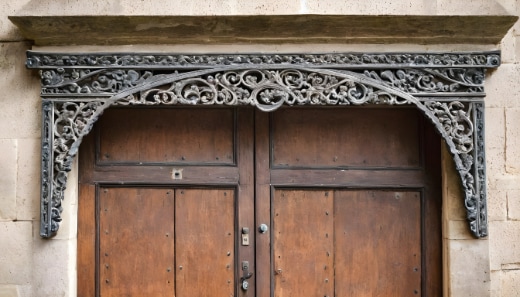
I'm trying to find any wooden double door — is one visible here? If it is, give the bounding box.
[78,107,442,297]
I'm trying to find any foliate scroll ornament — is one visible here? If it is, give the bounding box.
[363,68,485,94]
[27,52,501,68]
[30,52,496,238]
[40,68,155,94]
[118,69,410,111]
[40,100,109,237]
[423,101,487,237]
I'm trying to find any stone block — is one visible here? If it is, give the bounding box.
[485,64,520,109]
[13,0,301,16]
[505,108,520,173]
[31,235,76,297]
[0,222,32,284]
[304,0,432,15]
[489,221,520,271]
[495,0,517,14]
[486,147,506,178]
[0,285,19,297]
[16,139,41,221]
[489,270,502,297]
[485,108,505,150]
[490,175,520,191]
[488,189,507,222]
[0,42,41,139]
[0,0,31,41]
[507,189,520,220]
[499,28,516,64]
[437,0,511,15]
[501,270,520,297]
[447,239,490,297]
[0,139,17,221]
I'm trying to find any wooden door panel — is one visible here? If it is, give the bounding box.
[175,188,235,297]
[334,190,421,297]
[98,108,235,165]
[99,187,175,297]
[273,190,334,297]
[271,108,421,168]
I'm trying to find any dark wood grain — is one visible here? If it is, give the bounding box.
[99,187,175,297]
[334,190,421,296]
[273,190,334,297]
[98,108,235,165]
[76,184,96,297]
[175,188,235,297]
[271,108,420,169]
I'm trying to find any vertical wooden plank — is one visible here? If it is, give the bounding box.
[273,190,334,297]
[334,190,421,296]
[77,184,96,297]
[99,188,175,297]
[422,115,443,297]
[237,108,256,296]
[175,189,235,296]
[254,110,272,297]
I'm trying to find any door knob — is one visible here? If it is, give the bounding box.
[258,224,269,233]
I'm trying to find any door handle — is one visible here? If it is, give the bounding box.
[240,261,253,290]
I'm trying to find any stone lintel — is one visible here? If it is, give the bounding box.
[8,15,518,46]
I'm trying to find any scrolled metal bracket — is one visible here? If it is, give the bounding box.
[27,51,499,238]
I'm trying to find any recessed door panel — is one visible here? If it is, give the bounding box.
[99,187,175,297]
[334,190,421,296]
[175,188,235,297]
[273,190,334,297]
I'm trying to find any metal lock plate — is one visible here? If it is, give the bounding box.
[241,227,250,246]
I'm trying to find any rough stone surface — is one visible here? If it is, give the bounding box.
[436,0,512,15]
[0,139,17,221]
[485,64,520,109]
[488,189,507,222]
[499,27,516,63]
[8,15,517,45]
[0,285,19,297]
[10,0,516,16]
[487,147,506,178]
[16,139,40,221]
[500,270,520,297]
[0,42,40,139]
[486,108,505,151]
[505,108,520,173]
[0,0,30,41]
[31,236,76,297]
[489,221,520,271]
[507,190,520,220]
[0,222,32,285]
[448,239,491,297]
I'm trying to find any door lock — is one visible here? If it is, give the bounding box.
[240,261,253,291]
[241,227,250,246]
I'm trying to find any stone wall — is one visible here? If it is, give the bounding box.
[1,1,519,296]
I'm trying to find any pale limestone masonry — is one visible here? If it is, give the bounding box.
[1,1,520,297]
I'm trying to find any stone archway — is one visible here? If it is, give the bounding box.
[27,51,498,238]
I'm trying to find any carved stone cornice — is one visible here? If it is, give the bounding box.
[27,51,495,238]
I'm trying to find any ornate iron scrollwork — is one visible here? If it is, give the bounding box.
[27,51,498,238]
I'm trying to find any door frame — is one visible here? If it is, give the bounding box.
[27,51,494,239]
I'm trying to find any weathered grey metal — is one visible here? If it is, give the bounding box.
[27,52,496,238]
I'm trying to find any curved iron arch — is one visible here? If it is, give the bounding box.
[28,52,496,238]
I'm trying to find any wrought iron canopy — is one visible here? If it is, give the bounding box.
[26,51,499,238]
